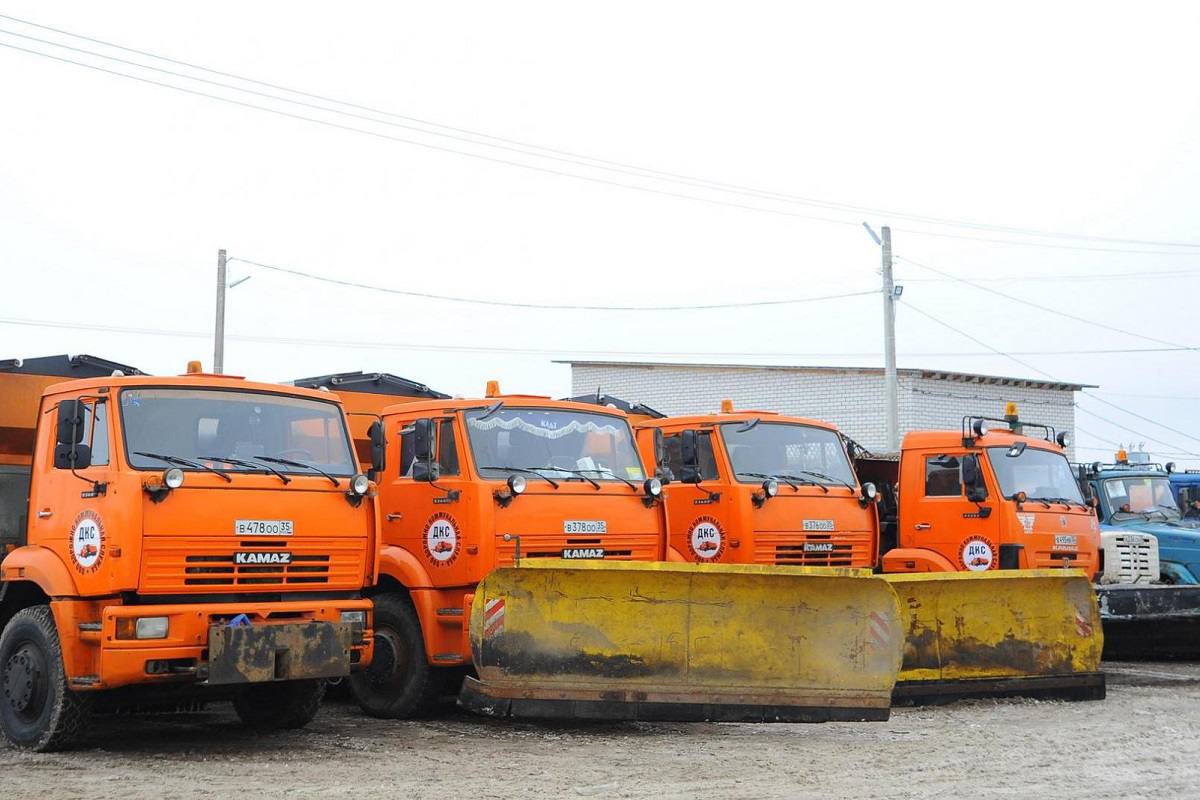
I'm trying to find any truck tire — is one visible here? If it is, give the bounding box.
[348,594,441,718]
[233,679,326,730]
[0,605,92,751]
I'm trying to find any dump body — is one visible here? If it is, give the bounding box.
[0,356,375,748]
[633,411,878,568]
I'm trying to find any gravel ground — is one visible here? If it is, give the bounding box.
[3,662,1198,800]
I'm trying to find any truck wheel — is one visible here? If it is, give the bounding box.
[349,594,441,718]
[233,679,326,730]
[0,605,92,751]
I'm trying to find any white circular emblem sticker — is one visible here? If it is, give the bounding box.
[960,537,995,571]
[424,514,459,565]
[70,510,105,572]
[689,518,723,560]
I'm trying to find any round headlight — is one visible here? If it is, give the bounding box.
[644,477,663,497]
[864,481,878,500]
[972,418,990,437]
[762,478,779,498]
[507,474,527,495]
[350,473,370,496]
[163,467,184,489]
[1057,431,1073,448]
[1167,461,1178,474]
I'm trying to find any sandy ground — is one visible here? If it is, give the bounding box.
[3,662,1198,800]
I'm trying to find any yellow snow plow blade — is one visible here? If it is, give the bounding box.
[458,560,905,722]
[885,570,1105,704]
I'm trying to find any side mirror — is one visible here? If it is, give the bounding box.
[679,430,702,484]
[961,454,989,503]
[412,418,434,462]
[57,399,84,446]
[54,442,92,470]
[367,420,387,477]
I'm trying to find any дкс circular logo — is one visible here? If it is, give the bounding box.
[959,536,995,571]
[688,516,724,561]
[423,513,459,565]
[69,510,105,573]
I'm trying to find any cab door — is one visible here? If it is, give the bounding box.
[662,429,731,562]
[382,414,472,588]
[27,393,124,593]
[900,449,999,571]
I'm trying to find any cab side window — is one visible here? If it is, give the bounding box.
[89,401,110,466]
[663,432,719,480]
[438,419,460,477]
[397,418,460,477]
[924,455,962,497]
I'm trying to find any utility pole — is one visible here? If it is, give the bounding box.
[880,226,899,452]
[214,248,227,374]
[863,223,900,452]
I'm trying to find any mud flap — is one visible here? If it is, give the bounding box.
[1097,584,1200,660]
[207,622,353,684]
[459,560,905,722]
[886,570,1105,704]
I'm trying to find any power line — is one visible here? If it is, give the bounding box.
[3,16,1200,254]
[899,268,1200,284]
[898,256,1200,351]
[902,300,1200,457]
[227,256,877,311]
[0,40,866,229]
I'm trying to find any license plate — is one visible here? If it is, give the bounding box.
[561,547,605,559]
[803,519,835,531]
[1054,535,1077,549]
[563,520,607,534]
[234,519,294,537]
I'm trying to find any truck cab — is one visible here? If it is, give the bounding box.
[1084,456,1200,585]
[0,356,375,750]
[870,413,1100,575]
[634,401,878,568]
[346,383,666,718]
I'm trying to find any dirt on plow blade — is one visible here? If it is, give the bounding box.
[458,560,905,722]
[886,570,1105,704]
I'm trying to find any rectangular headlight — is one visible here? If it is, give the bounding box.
[340,611,366,626]
[135,616,169,639]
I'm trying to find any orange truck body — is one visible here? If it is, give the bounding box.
[631,410,878,568]
[862,428,1099,576]
[295,377,666,716]
[0,357,375,735]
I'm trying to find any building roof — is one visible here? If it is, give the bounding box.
[556,360,1094,392]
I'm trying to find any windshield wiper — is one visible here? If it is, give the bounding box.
[133,451,232,483]
[478,465,559,489]
[570,468,637,490]
[254,455,340,487]
[1031,496,1083,510]
[199,455,290,485]
[791,469,857,493]
[736,471,811,492]
[477,400,504,421]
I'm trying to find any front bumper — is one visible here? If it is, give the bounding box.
[59,598,373,691]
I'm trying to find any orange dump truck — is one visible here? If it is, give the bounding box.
[0,355,375,750]
[295,377,910,723]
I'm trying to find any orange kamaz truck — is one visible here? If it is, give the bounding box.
[295,377,907,723]
[0,355,376,750]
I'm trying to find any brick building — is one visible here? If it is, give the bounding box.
[561,361,1087,457]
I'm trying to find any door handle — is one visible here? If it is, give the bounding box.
[37,509,52,519]
[386,513,403,522]
[914,522,931,530]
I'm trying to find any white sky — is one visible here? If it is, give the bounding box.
[2,2,1199,465]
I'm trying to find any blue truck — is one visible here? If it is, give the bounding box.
[1079,454,1200,657]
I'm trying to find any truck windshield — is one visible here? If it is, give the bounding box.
[121,388,357,475]
[465,407,644,482]
[719,422,856,487]
[1102,476,1180,520]
[985,446,1084,503]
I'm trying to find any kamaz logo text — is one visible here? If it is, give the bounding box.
[234,551,292,565]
